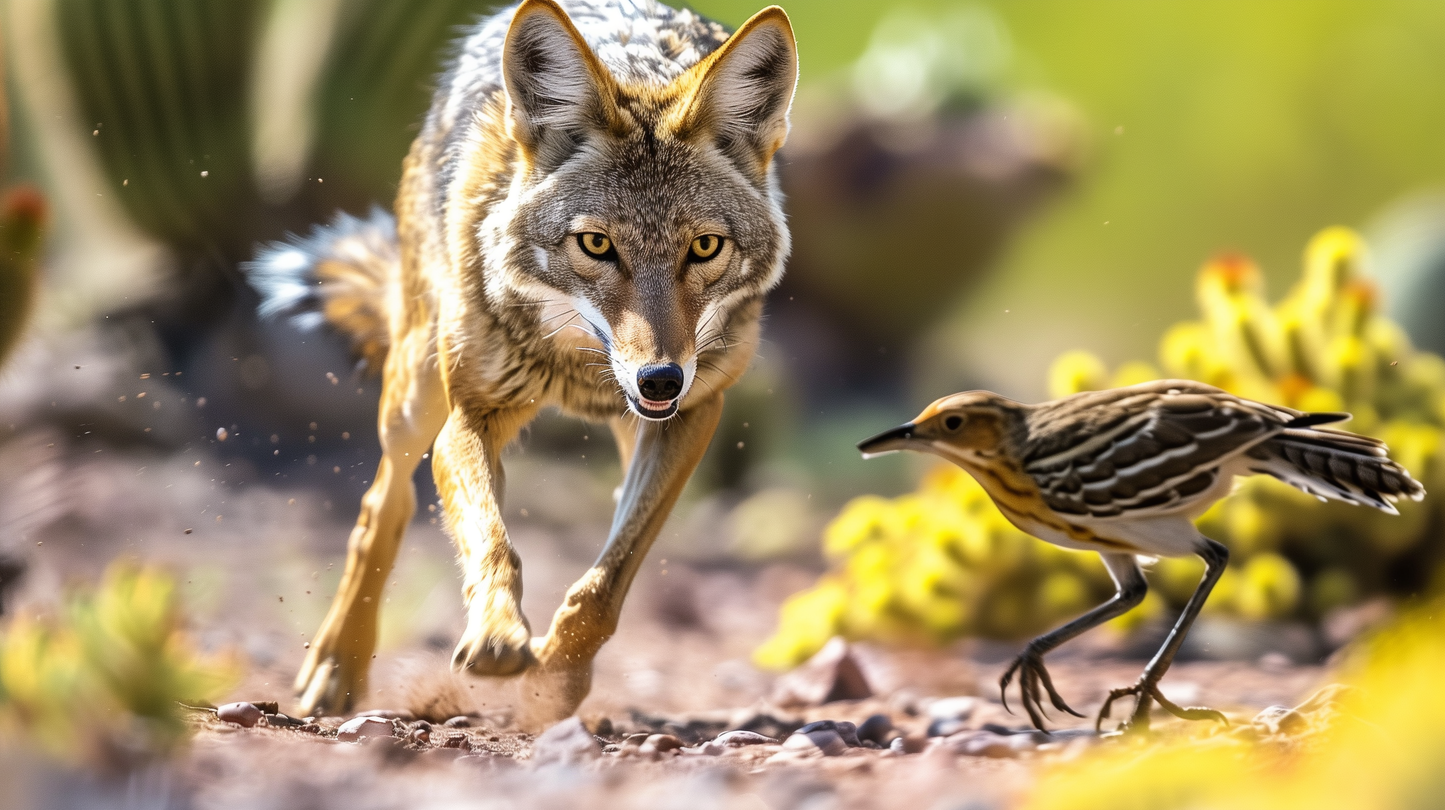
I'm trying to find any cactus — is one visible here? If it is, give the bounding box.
[0,563,237,765]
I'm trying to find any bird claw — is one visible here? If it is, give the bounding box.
[1000,649,1084,732]
[1095,679,1230,733]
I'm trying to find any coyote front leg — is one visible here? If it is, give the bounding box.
[294,342,446,716]
[523,394,725,721]
[433,404,540,676]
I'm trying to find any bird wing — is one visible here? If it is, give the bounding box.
[1022,381,1294,520]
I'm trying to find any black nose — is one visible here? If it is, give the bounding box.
[637,363,684,401]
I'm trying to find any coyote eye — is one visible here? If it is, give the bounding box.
[577,233,616,260]
[688,234,723,262]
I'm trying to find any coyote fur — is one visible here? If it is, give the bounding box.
[248,0,798,720]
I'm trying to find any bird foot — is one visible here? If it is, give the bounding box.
[1095,678,1229,733]
[1000,648,1085,732]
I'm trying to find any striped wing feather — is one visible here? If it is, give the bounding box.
[1022,381,1295,519]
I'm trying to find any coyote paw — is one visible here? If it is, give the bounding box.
[452,613,535,676]
[294,647,365,717]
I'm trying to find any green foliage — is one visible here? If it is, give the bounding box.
[0,563,237,765]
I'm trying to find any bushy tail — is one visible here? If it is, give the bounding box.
[245,207,397,371]
[1245,416,1426,513]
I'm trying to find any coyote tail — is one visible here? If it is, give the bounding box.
[245,207,397,371]
[1246,415,1426,513]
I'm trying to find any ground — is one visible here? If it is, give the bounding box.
[0,418,1337,809]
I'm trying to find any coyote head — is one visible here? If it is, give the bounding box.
[484,0,797,420]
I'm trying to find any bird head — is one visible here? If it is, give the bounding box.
[857,390,1017,465]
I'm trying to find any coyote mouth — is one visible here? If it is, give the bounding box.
[627,394,679,421]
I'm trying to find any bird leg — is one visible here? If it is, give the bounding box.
[1002,553,1147,731]
[1097,538,1231,733]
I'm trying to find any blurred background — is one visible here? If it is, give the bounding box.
[2,0,1445,795]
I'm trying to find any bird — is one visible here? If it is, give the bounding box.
[857,379,1425,733]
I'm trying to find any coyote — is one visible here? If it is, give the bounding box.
[248,0,797,720]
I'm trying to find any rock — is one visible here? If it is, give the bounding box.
[639,734,684,756]
[771,637,873,707]
[714,730,778,747]
[337,716,398,743]
[264,712,306,728]
[927,717,969,738]
[889,734,928,755]
[684,741,724,756]
[252,701,280,715]
[357,709,415,722]
[408,721,433,746]
[927,696,978,722]
[796,720,860,747]
[216,702,263,728]
[856,714,896,746]
[1252,705,1307,736]
[531,717,600,765]
[927,699,980,734]
[783,727,848,757]
[441,732,470,750]
[443,716,474,728]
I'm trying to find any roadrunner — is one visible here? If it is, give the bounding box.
[858,379,1425,732]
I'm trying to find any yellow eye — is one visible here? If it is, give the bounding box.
[689,234,723,262]
[577,232,615,259]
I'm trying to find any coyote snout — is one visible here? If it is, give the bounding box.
[248,0,797,724]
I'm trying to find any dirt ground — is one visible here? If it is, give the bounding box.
[0,364,1337,809]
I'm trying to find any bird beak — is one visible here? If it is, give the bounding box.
[857,423,917,459]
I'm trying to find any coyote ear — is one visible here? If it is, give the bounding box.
[679,7,798,176]
[502,0,617,169]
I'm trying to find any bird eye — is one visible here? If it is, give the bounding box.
[688,234,723,262]
[944,414,964,431]
[577,232,616,260]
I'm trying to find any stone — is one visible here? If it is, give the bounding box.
[336,716,397,743]
[216,702,263,728]
[797,720,860,747]
[889,734,928,755]
[927,717,969,738]
[771,637,874,707]
[1252,705,1307,736]
[531,717,600,765]
[714,730,778,747]
[357,709,415,722]
[264,713,306,728]
[639,734,684,756]
[443,716,475,728]
[927,696,978,722]
[783,727,848,757]
[856,714,896,747]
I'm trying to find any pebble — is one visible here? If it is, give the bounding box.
[797,720,860,748]
[217,702,263,728]
[856,714,896,747]
[683,741,724,756]
[1252,705,1307,736]
[531,717,600,765]
[639,734,684,756]
[783,727,848,757]
[264,713,306,728]
[443,716,475,728]
[408,721,433,746]
[771,637,874,707]
[714,730,778,747]
[336,716,397,743]
[888,734,928,755]
[926,696,978,737]
[358,709,415,722]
